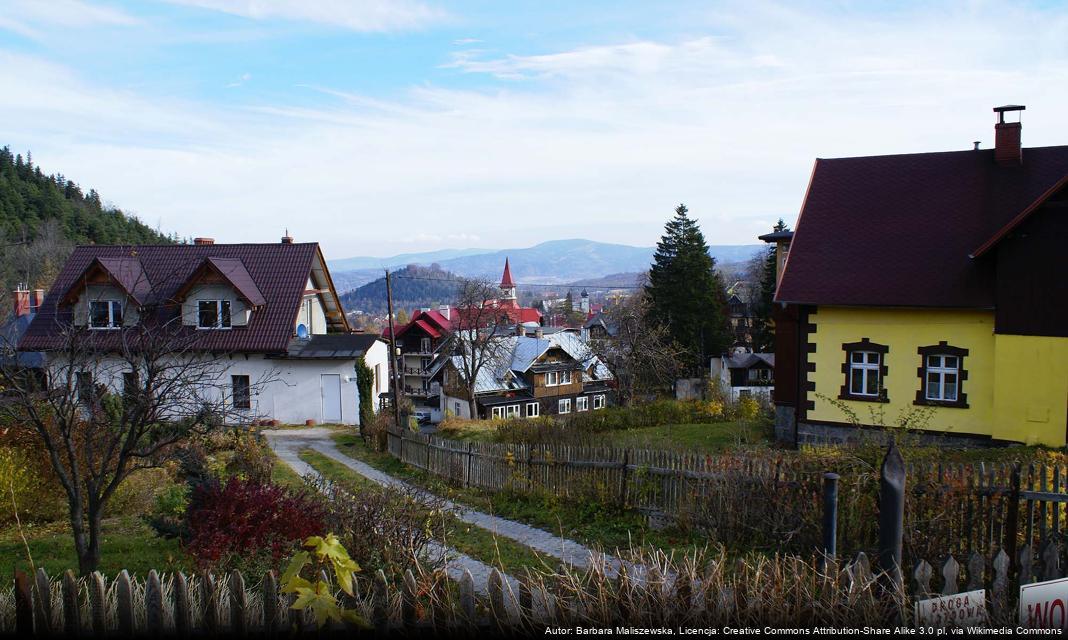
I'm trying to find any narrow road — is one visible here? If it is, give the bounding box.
[266,428,517,600]
[264,428,626,576]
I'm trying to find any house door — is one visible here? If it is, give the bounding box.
[321,374,342,423]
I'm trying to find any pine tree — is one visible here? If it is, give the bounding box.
[751,219,789,352]
[645,204,733,373]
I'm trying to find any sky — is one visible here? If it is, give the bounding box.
[1,1,1066,259]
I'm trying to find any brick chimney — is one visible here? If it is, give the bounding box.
[12,285,30,317]
[193,237,214,245]
[281,229,294,244]
[994,105,1025,167]
[31,289,45,311]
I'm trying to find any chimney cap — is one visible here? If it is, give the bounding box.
[193,237,215,245]
[994,105,1025,124]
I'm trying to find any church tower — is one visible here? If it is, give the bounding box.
[499,258,517,307]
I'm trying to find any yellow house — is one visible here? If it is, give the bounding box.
[769,105,1068,447]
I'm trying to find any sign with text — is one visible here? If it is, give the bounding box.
[1021,577,1068,629]
[914,589,987,627]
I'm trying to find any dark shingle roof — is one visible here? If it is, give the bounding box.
[776,145,1068,308]
[20,243,321,353]
[283,333,383,359]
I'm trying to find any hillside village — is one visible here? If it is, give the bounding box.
[1,1,1066,634]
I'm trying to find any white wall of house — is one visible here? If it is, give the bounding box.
[50,353,360,425]
[295,279,328,335]
[441,394,472,420]
[74,286,142,327]
[358,339,390,417]
[180,284,252,327]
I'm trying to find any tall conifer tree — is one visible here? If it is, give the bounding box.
[645,204,732,372]
[751,218,789,352]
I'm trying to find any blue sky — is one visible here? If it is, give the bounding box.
[1,1,1066,259]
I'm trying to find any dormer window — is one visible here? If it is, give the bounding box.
[88,300,123,329]
[198,300,232,329]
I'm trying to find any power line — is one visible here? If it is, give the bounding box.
[390,273,645,290]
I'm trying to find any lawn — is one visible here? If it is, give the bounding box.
[601,420,770,450]
[329,430,708,557]
[0,516,186,578]
[297,449,555,575]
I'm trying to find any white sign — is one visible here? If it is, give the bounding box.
[915,589,987,627]
[1021,577,1068,629]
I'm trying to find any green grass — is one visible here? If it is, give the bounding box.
[0,516,186,578]
[329,430,707,557]
[297,448,553,574]
[600,420,769,451]
[271,452,312,489]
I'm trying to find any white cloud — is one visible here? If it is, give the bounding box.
[0,0,138,37]
[2,1,1067,259]
[167,0,446,32]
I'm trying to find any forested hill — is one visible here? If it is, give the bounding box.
[340,264,462,315]
[0,147,175,292]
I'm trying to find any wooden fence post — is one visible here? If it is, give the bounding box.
[402,569,418,629]
[14,570,34,636]
[373,569,389,629]
[174,573,191,638]
[116,570,134,637]
[34,567,53,636]
[61,570,79,637]
[262,571,279,636]
[201,573,219,635]
[464,442,473,488]
[1018,545,1033,586]
[619,449,630,509]
[488,569,506,626]
[822,472,840,562]
[1006,464,1021,586]
[230,571,247,635]
[89,572,107,636]
[146,570,164,635]
[912,560,933,597]
[991,550,1010,622]
[941,556,960,595]
[878,440,906,590]
[459,570,476,625]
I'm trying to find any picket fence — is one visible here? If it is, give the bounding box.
[385,427,1068,563]
[9,539,1068,636]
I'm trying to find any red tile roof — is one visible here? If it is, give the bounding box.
[21,243,322,353]
[776,145,1068,308]
[500,258,515,288]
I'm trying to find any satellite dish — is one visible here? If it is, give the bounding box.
[296,323,309,339]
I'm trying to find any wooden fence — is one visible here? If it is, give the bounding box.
[8,541,1068,635]
[386,427,1068,565]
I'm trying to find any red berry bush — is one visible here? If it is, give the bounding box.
[185,478,326,572]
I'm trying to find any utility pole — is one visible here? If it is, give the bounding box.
[385,269,403,428]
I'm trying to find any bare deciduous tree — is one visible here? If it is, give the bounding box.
[0,305,276,574]
[586,289,687,406]
[447,278,517,419]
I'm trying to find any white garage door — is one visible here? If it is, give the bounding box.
[321,374,342,423]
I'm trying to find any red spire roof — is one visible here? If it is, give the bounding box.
[500,258,515,288]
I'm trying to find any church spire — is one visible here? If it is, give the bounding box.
[500,258,517,303]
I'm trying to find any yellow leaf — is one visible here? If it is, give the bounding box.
[279,551,310,593]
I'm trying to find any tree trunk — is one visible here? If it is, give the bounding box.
[467,385,479,420]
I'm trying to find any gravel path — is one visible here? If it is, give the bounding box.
[264,428,626,577]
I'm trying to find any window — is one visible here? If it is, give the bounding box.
[916,342,969,408]
[544,370,572,386]
[849,352,882,397]
[122,371,139,400]
[505,404,520,418]
[576,396,589,412]
[492,406,505,419]
[526,402,539,418]
[420,337,431,353]
[374,364,381,393]
[76,371,94,405]
[558,398,571,414]
[88,300,123,329]
[840,339,889,402]
[198,300,232,329]
[453,401,462,416]
[232,375,251,409]
[593,394,606,410]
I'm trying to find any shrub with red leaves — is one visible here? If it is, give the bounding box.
[184,478,326,572]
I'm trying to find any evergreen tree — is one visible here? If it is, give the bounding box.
[645,204,733,373]
[751,219,789,352]
[355,356,375,438]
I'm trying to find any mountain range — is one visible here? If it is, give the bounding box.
[328,239,763,292]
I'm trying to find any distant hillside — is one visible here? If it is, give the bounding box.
[329,239,764,290]
[567,272,646,289]
[340,264,462,315]
[0,146,174,292]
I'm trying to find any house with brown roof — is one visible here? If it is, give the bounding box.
[769,106,1068,447]
[18,236,388,425]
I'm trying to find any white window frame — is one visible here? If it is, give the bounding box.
[88,299,123,329]
[420,337,432,353]
[526,402,539,418]
[848,351,882,397]
[545,371,558,386]
[492,406,505,419]
[593,394,606,410]
[505,404,520,418]
[924,354,960,402]
[576,396,589,412]
[561,370,572,384]
[197,299,232,329]
[558,398,571,414]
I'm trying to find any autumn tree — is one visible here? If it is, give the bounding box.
[446,278,515,419]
